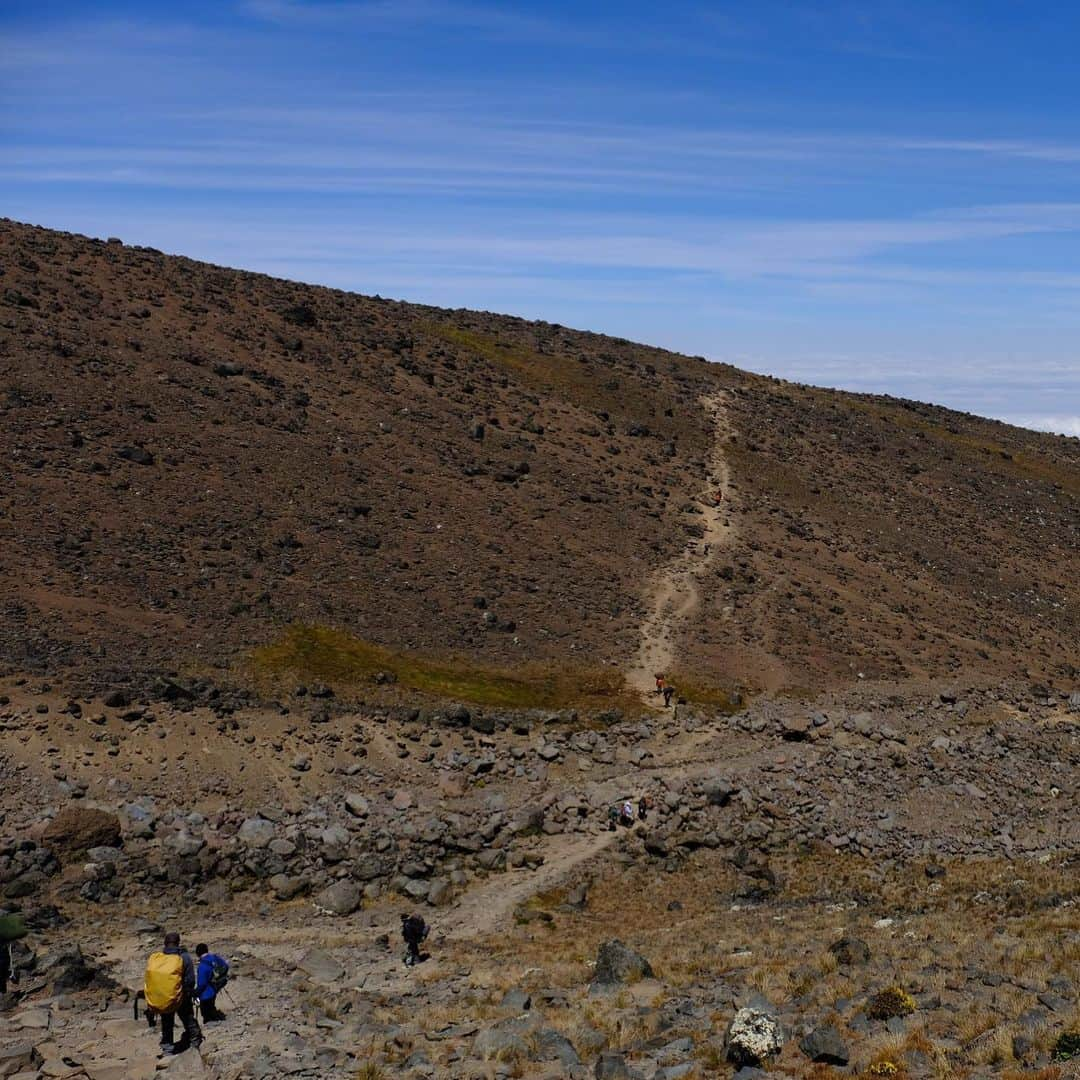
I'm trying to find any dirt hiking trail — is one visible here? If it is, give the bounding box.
[627,391,736,704]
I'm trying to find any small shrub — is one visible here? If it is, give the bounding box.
[1053,1032,1080,1061]
[867,987,916,1021]
[867,1063,899,1077]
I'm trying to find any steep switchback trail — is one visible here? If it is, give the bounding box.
[626,392,736,704]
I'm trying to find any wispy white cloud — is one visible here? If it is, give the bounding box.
[242,0,556,37]
[239,0,737,55]
[1004,415,1080,437]
[5,1,1080,427]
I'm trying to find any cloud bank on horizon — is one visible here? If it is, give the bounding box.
[2,0,1078,435]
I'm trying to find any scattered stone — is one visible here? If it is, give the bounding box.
[726,999,784,1067]
[591,939,654,989]
[237,817,276,848]
[799,1024,849,1065]
[314,880,362,916]
[269,874,307,901]
[500,988,532,1013]
[829,936,870,966]
[595,1051,633,1079]
[297,948,344,983]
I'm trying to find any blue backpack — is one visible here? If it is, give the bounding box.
[207,955,229,992]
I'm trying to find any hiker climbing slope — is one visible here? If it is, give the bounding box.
[195,942,229,1021]
[401,913,428,967]
[145,932,202,1055]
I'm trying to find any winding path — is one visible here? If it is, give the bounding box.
[626,391,736,703]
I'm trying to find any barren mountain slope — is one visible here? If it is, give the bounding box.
[693,382,1080,690]
[0,218,1076,700]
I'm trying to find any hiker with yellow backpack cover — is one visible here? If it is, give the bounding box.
[144,932,202,1055]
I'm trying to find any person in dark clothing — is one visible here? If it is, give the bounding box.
[662,685,675,707]
[160,933,202,1055]
[0,940,17,994]
[638,796,648,822]
[194,943,227,1021]
[400,913,427,967]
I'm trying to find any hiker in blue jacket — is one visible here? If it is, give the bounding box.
[194,943,229,1021]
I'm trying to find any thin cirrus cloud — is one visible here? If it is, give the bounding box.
[3,2,1080,436]
[1014,416,1080,436]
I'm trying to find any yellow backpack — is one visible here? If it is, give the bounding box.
[144,952,184,1013]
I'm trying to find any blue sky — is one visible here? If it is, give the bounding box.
[3,2,1079,434]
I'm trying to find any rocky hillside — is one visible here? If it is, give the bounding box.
[1,218,1077,703]
[0,675,1076,1078]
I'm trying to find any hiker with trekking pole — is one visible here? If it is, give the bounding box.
[194,942,230,1021]
[143,932,203,1055]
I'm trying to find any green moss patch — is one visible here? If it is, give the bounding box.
[250,623,636,712]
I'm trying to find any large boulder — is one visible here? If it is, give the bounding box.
[314,880,362,916]
[799,1024,849,1065]
[591,939,654,989]
[725,999,784,1067]
[42,809,121,860]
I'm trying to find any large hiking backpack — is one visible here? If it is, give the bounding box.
[207,955,230,993]
[0,915,27,943]
[144,952,184,1013]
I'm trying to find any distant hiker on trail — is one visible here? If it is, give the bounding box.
[662,684,675,707]
[607,806,619,832]
[401,913,428,968]
[620,800,635,827]
[194,943,229,1021]
[655,674,666,697]
[144,932,202,1055]
[638,796,648,822]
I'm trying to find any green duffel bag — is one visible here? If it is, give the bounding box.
[0,914,28,942]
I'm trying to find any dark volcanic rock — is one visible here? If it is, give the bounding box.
[591,939,654,988]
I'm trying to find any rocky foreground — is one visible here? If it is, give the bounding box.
[0,676,1077,1078]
